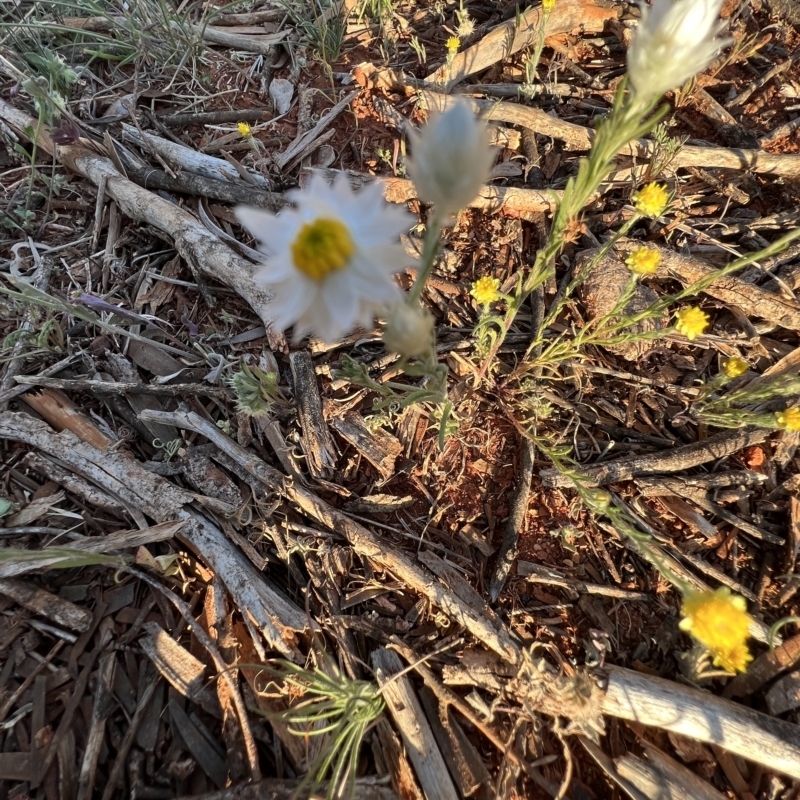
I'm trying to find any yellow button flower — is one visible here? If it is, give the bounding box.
[680,587,752,673]
[675,306,709,341]
[633,182,670,218]
[471,276,501,306]
[542,0,556,9]
[625,246,660,276]
[446,36,460,54]
[237,121,252,138]
[776,407,800,433]
[722,357,748,379]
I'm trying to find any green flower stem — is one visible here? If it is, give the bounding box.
[408,212,443,305]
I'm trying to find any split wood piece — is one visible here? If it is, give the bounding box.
[0,99,283,349]
[601,665,800,780]
[121,123,270,187]
[23,452,125,513]
[100,352,179,445]
[539,427,770,488]
[15,376,234,401]
[275,91,358,171]
[767,668,800,715]
[614,748,728,800]
[134,570,260,782]
[418,686,492,800]
[23,388,114,451]
[305,167,557,219]
[426,94,800,178]
[329,412,402,479]
[76,652,116,800]
[657,495,721,540]
[490,437,535,602]
[0,578,92,632]
[173,779,400,800]
[424,0,619,89]
[289,351,337,479]
[579,737,650,800]
[0,521,182,579]
[177,20,285,56]
[169,700,227,787]
[517,562,650,600]
[59,16,285,55]
[613,240,800,332]
[140,621,220,715]
[137,408,522,663]
[123,161,286,210]
[639,477,782,545]
[371,648,460,800]
[100,672,160,800]
[0,412,306,655]
[636,470,767,493]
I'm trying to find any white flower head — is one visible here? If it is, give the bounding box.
[407,98,495,220]
[383,301,434,359]
[236,174,414,343]
[627,0,729,100]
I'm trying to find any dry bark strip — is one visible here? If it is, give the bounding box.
[289,351,338,479]
[0,578,92,632]
[613,240,800,331]
[304,167,557,219]
[539,427,770,488]
[425,0,620,89]
[0,98,283,348]
[372,648,460,800]
[602,665,800,780]
[0,411,306,657]
[427,94,800,178]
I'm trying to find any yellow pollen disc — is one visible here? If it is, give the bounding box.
[291,218,355,282]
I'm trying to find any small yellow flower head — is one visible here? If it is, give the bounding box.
[722,357,748,379]
[675,306,709,341]
[633,182,670,218]
[680,587,752,673]
[471,276,501,306]
[542,0,556,9]
[625,247,660,276]
[237,121,253,138]
[776,407,800,433]
[446,36,460,54]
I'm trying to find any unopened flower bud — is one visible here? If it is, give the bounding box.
[407,98,495,220]
[383,302,434,359]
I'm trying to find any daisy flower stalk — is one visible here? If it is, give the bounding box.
[236,174,413,343]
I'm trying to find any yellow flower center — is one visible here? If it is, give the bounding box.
[291,218,355,282]
[679,588,751,673]
[776,407,800,433]
[633,182,670,218]
[471,275,501,306]
[625,247,660,275]
[722,357,748,379]
[675,306,709,341]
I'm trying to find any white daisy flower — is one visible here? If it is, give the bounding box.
[627,0,729,101]
[407,98,495,221]
[236,174,414,343]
